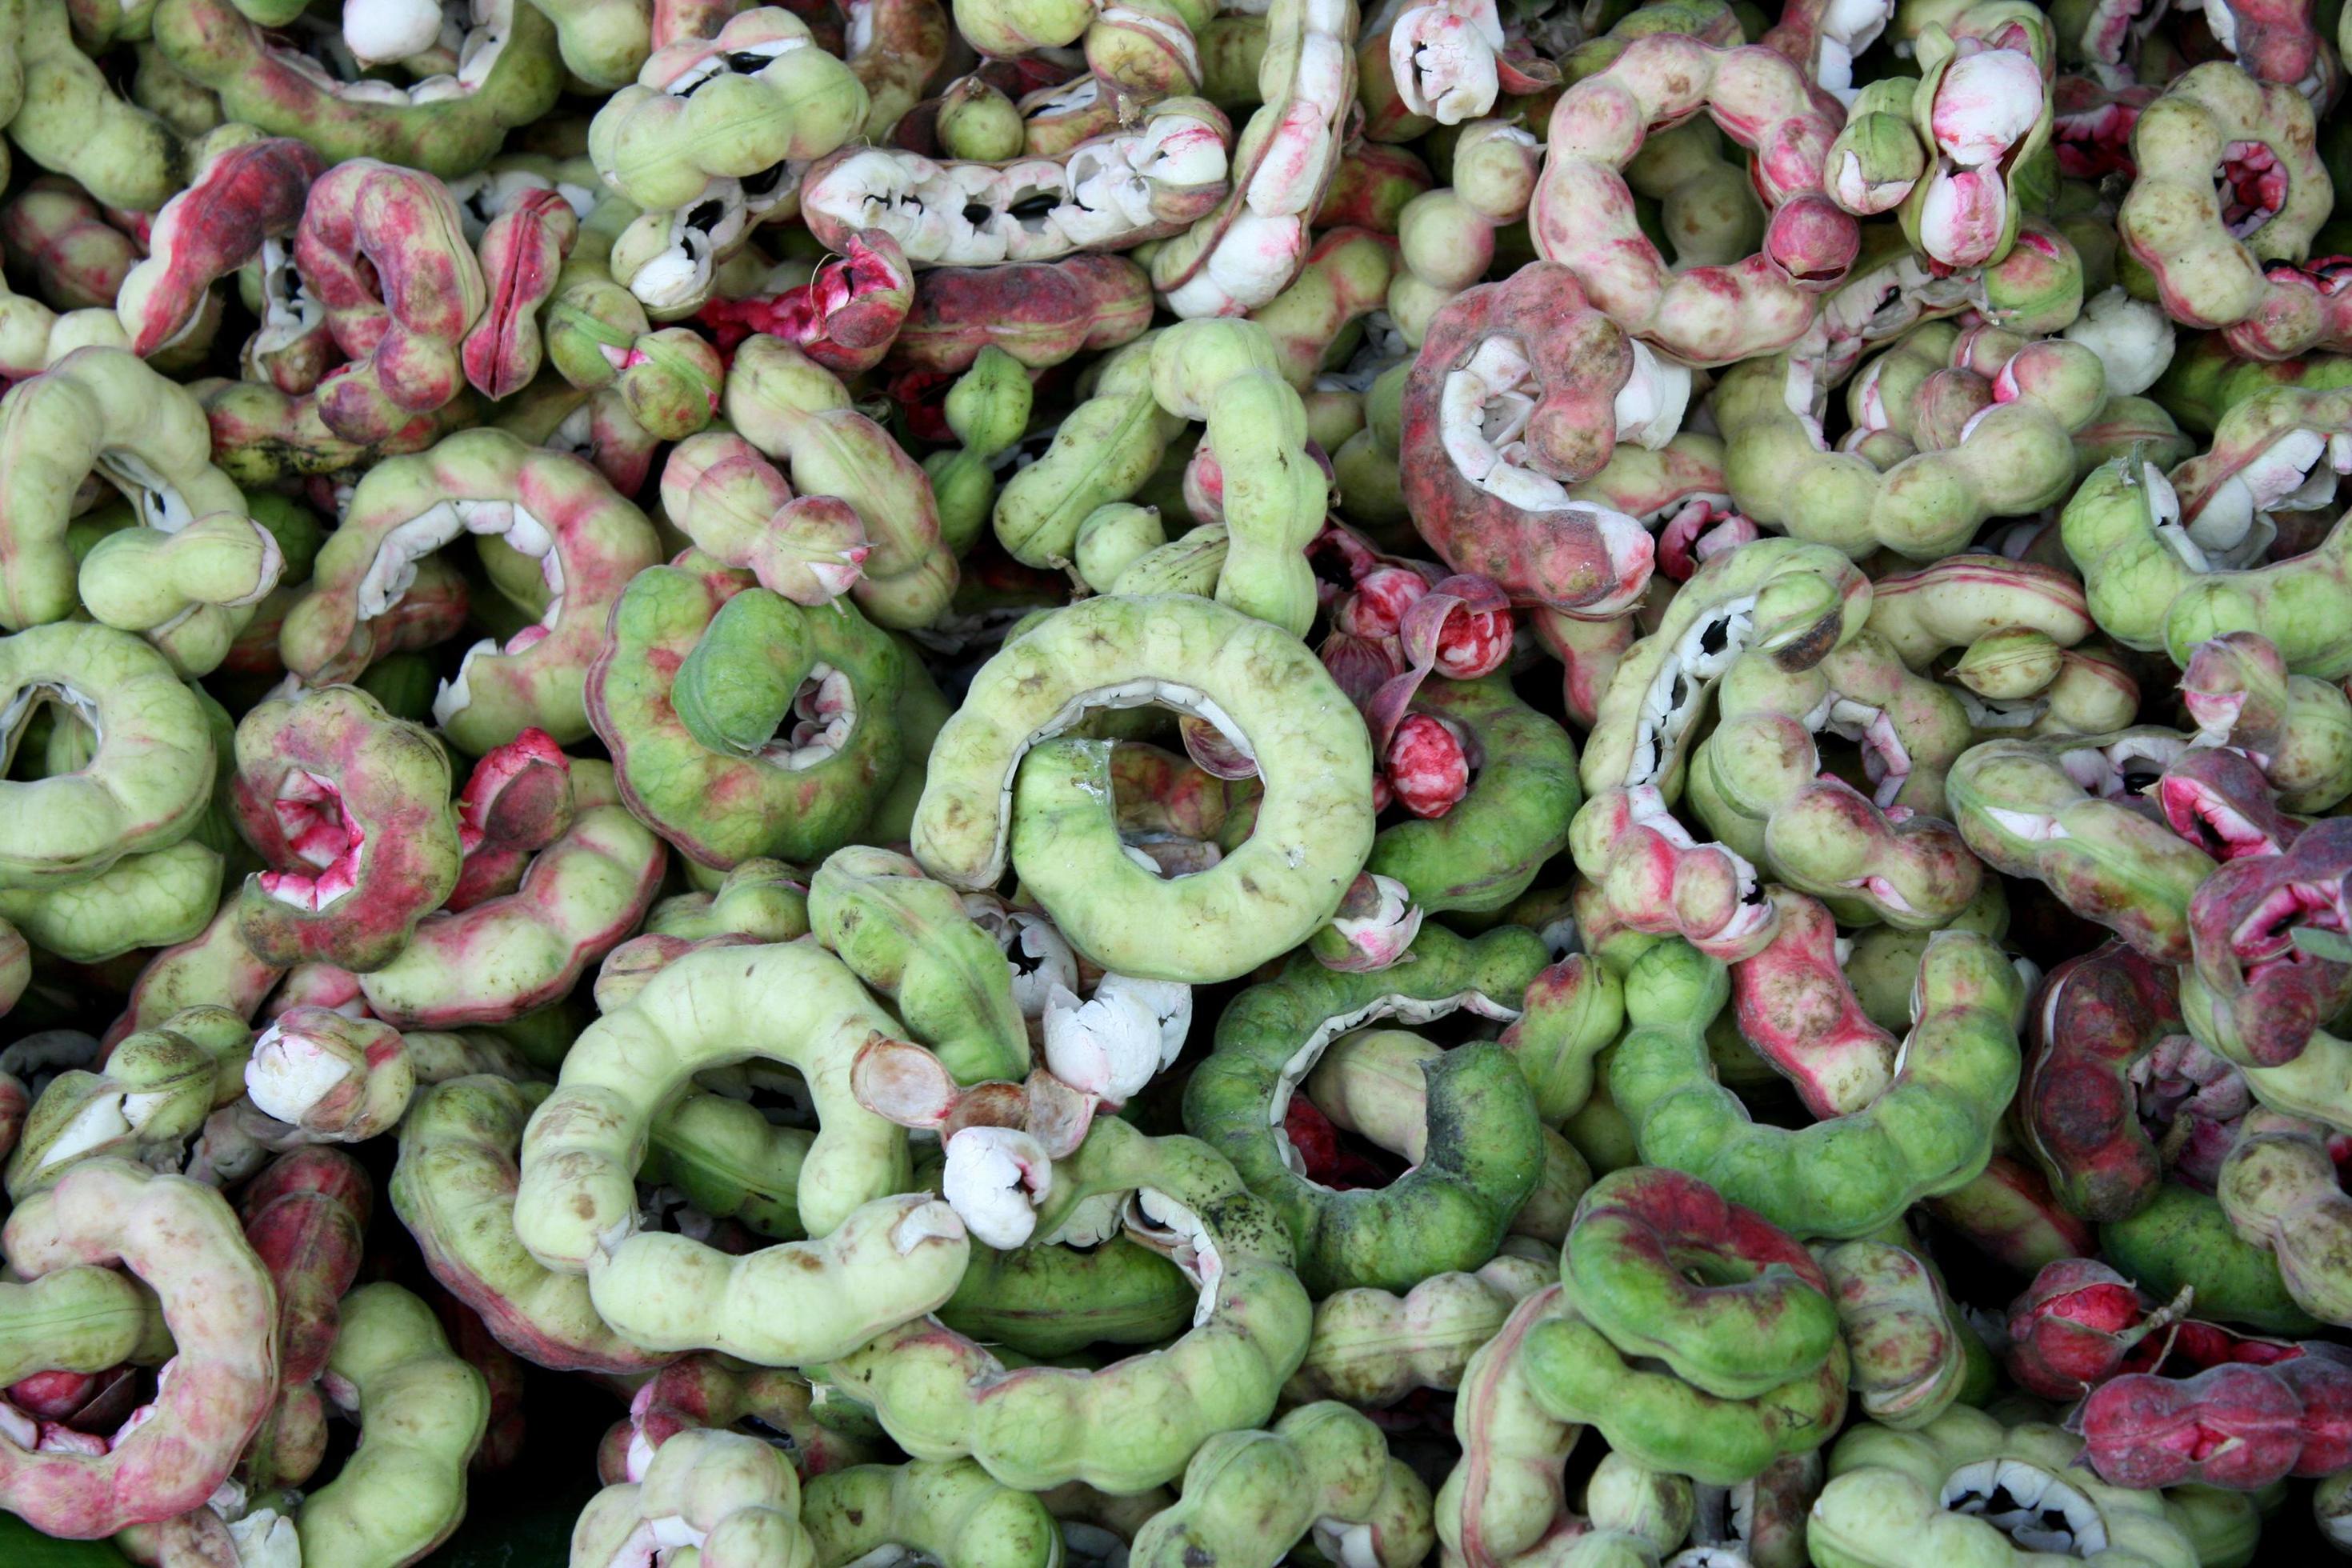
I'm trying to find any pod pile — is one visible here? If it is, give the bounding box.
[3,0,2352,1560]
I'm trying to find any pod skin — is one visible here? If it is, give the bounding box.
[1186,924,1548,1294]
[1609,930,2024,1241]
[916,594,1375,984]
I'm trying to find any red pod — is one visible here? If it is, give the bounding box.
[2004,1258,2186,1398]
[885,253,1155,374]
[2075,1358,2322,1489]
[2019,943,2183,1223]
[2187,818,2352,1067]
[700,230,914,374]
[448,731,577,912]
[462,188,579,401]
[1398,263,1654,615]
[297,160,488,445]
[1731,889,1897,1118]
[239,1148,371,1398]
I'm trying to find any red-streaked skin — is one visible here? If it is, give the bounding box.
[1314,141,1434,233]
[0,1071,25,1164]
[1658,502,1757,581]
[2215,0,2339,101]
[700,230,914,375]
[297,160,487,445]
[1336,567,1517,682]
[1731,889,1897,1119]
[1530,35,1859,362]
[2074,1349,2352,1490]
[447,730,576,912]
[0,1164,278,1538]
[2158,746,2306,862]
[2186,817,2352,1067]
[1574,788,1779,962]
[102,906,287,1053]
[1398,262,1654,614]
[2165,386,2352,527]
[1386,713,1472,818]
[2050,74,2151,182]
[229,687,462,972]
[235,1147,370,1490]
[0,182,140,311]
[597,1354,879,1484]
[118,138,325,358]
[2020,942,2184,1222]
[355,778,666,1028]
[2225,257,2352,359]
[884,254,1157,374]
[1442,1284,1585,1568]
[1920,1152,2099,1274]
[462,189,578,401]
[262,964,370,1022]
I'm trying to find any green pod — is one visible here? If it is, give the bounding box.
[671,587,817,757]
[642,1091,811,1240]
[818,1119,1310,1494]
[802,1458,1062,1568]
[0,1266,166,1386]
[1128,1401,1431,1568]
[1129,1428,1315,1568]
[1498,955,1624,1122]
[645,858,810,943]
[587,558,906,868]
[1562,1168,1842,1402]
[918,594,1373,984]
[390,1076,670,1373]
[1368,675,1580,914]
[1110,523,1230,597]
[1610,934,2022,1241]
[2098,1183,2321,1334]
[1809,1406,2199,1568]
[994,341,1184,569]
[938,1238,1194,1357]
[862,654,952,846]
[1183,925,1550,1294]
[808,844,1029,1084]
[1520,1311,1850,1487]
[295,1283,490,1568]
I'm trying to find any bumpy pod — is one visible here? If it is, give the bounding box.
[153,0,563,177]
[0,1160,278,1537]
[514,938,916,1266]
[280,428,662,750]
[1126,1402,1434,1568]
[1184,924,1548,1294]
[392,1074,670,1374]
[1946,727,2213,961]
[1809,1405,2198,1566]
[1610,932,2023,1240]
[588,557,907,869]
[0,347,254,636]
[227,684,462,972]
[1395,263,1657,617]
[820,1117,1311,1494]
[355,759,664,1028]
[1530,33,1858,364]
[915,594,1375,984]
